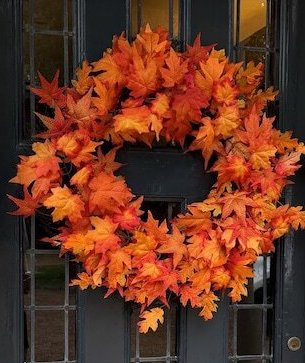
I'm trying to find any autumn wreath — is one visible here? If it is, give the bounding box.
[9,25,305,333]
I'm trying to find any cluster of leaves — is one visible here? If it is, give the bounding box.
[9,25,305,333]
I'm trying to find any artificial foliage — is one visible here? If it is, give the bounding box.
[9,25,305,333]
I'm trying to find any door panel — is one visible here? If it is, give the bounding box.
[79,147,228,363]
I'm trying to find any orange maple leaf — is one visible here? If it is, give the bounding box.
[93,52,126,87]
[190,267,211,293]
[95,147,122,175]
[189,117,223,168]
[88,171,133,213]
[160,48,188,87]
[151,93,169,116]
[112,198,143,231]
[157,225,186,268]
[198,291,219,320]
[91,77,117,116]
[185,33,215,66]
[7,186,39,216]
[127,231,158,257]
[198,232,227,268]
[227,250,256,302]
[214,105,240,137]
[172,87,209,124]
[30,70,66,108]
[70,272,96,290]
[70,165,93,186]
[107,249,132,288]
[43,186,85,223]
[35,105,72,139]
[114,106,151,136]
[66,91,96,127]
[71,60,93,95]
[136,24,168,55]
[250,144,277,170]
[87,216,120,254]
[127,46,158,98]
[175,205,212,235]
[219,191,255,219]
[64,232,94,257]
[274,152,301,177]
[212,154,250,185]
[236,61,264,94]
[138,307,164,333]
[213,78,239,106]
[179,284,201,307]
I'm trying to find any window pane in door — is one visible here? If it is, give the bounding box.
[129,200,181,362]
[130,0,180,38]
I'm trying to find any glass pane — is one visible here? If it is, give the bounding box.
[69,310,77,360]
[142,0,169,31]
[130,303,178,358]
[239,0,267,46]
[253,255,271,304]
[35,254,65,305]
[35,310,65,361]
[237,309,263,355]
[68,0,74,30]
[34,34,65,85]
[238,49,266,66]
[130,0,180,38]
[34,0,64,31]
[24,310,31,361]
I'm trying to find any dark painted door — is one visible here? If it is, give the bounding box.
[2,1,305,363]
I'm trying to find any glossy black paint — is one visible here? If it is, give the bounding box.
[274,1,305,362]
[0,1,23,362]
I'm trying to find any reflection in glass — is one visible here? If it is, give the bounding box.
[34,0,65,31]
[34,34,65,84]
[237,309,263,355]
[130,0,180,38]
[35,310,65,361]
[239,0,267,45]
[69,310,77,360]
[35,254,65,306]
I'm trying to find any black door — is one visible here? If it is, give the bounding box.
[2,1,305,363]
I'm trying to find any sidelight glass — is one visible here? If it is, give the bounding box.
[22,1,78,362]
[229,1,279,362]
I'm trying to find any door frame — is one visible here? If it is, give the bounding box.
[1,1,305,362]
